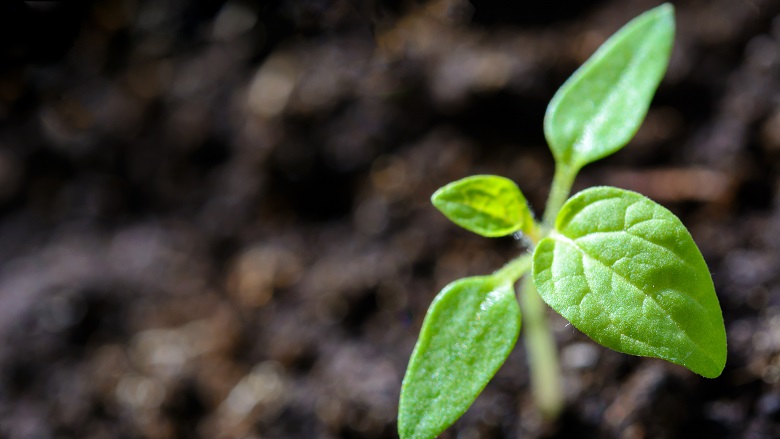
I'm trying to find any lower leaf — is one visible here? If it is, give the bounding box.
[398,276,521,439]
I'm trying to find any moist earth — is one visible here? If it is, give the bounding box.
[1,0,779,438]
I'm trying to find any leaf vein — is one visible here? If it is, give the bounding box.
[557,238,711,360]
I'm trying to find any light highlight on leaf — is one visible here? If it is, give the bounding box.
[432,175,534,237]
[545,4,674,170]
[532,186,726,378]
[399,276,521,439]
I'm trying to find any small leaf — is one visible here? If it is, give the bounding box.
[545,4,675,169]
[532,186,726,378]
[432,175,534,237]
[399,276,521,439]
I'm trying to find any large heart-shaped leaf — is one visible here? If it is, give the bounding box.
[532,186,726,378]
[399,276,521,439]
[545,4,674,170]
[432,175,534,238]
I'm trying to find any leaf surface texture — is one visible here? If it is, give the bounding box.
[533,186,726,377]
[399,276,521,438]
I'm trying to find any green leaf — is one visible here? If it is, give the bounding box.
[431,175,534,238]
[399,276,521,439]
[532,186,727,378]
[545,4,675,169]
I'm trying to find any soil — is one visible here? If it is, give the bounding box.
[1,0,780,438]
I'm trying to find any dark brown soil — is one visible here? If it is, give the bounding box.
[1,0,779,438]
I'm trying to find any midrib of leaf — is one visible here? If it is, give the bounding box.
[440,193,515,226]
[548,230,718,365]
[403,285,513,439]
[571,24,660,164]
[561,196,700,281]
[575,230,700,286]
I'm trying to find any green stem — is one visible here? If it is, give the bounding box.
[491,162,578,419]
[519,275,564,419]
[542,163,578,226]
[493,253,532,284]
[514,161,579,419]
[493,252,563,418]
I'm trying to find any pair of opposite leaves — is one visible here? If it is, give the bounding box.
[399,4,727,439]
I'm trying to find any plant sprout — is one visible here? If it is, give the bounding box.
[398,5,727,439]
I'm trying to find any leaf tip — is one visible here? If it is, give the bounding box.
[654,2,675,18]
[694,339,728,379]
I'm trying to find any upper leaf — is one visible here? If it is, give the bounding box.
[432,175,534,238]
[532,186,726,378]
[544,4,674,170]
[398,276,521,439]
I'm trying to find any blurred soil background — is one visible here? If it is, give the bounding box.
[1,0,780,438]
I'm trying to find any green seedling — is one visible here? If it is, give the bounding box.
[398,5,727,439]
